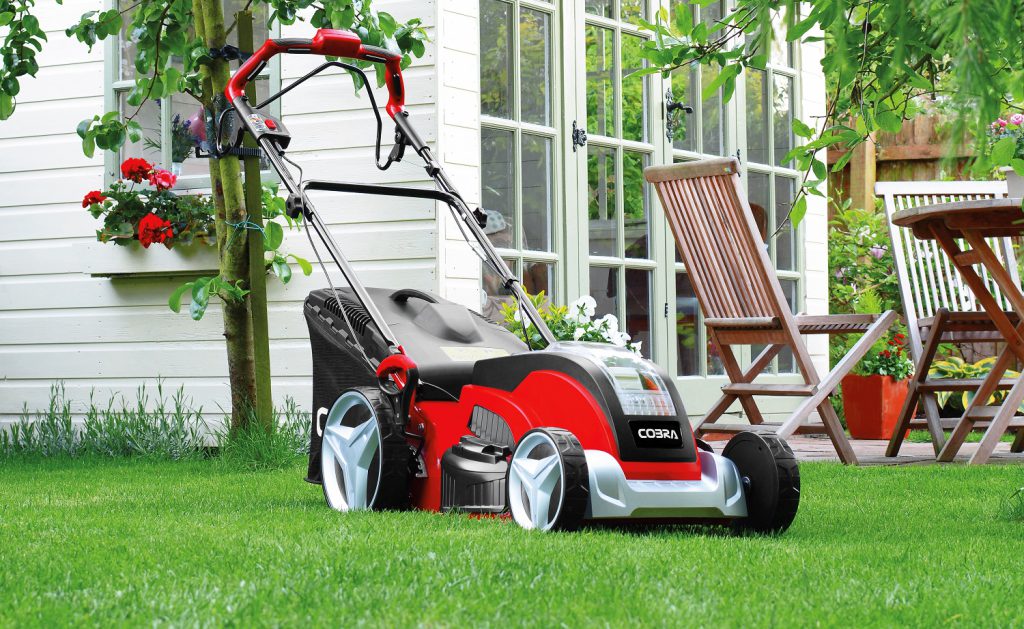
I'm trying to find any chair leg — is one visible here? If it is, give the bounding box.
[938,347,1016,462]
[885,380,920,458]
[817,400,858,465]
[697,344,782,435]
[712,335,767,426]
[1011,428,1024,453]
[778,311,898,438]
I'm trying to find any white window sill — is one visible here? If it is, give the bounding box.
[73,240,219,278]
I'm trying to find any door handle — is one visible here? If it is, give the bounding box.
[572,120,587,152]
[665,88,693,142]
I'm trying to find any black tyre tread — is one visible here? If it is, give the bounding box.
[320,387,413,511]
[723,432,800,535]
[542,428,590,532]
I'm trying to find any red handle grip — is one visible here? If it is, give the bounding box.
[225,29,406,118]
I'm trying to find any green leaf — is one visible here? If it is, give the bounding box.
[790,195,808,228]
[792,118,815,139]
[288,254,313,276]
[992,137,1016,166]
[876,111,903,134]
[1010,158,1024,177]
[0,92,13,120]
[168,282,193,313]
[263,221,283,251]
[272,258,292,284]
[0,12,14,27]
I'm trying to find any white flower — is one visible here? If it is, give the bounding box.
[513,307,532,329]
[567,295,597,323]
[573,327,586,341]
[629,340,642,354]
[596,313,618,331]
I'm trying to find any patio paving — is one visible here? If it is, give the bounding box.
[783,435,1024,465]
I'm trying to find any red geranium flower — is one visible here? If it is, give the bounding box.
[148,168,177,191]
[121,158,154,183]
[882,350,892,359]
[138,213,174,248]
[82,190,107,208]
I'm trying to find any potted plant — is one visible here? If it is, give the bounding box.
[501,293,642,354]
[988,114,1024,196]
[144,111,203,175]
[841,332,915,440]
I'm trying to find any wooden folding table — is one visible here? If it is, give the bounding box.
[891,197,1024,463]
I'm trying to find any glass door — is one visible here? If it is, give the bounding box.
[572,0,667,362]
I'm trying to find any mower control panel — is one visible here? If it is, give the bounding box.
[244,110,292,150]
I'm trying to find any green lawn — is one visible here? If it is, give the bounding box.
[1,457,1022,627]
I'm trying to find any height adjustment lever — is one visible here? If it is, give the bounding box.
[285,193,306,219]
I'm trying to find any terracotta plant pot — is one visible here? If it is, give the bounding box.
[841,374,912,440]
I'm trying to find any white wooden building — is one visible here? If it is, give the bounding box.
[0,0,829,425]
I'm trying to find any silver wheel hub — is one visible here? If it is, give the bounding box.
[321,391,382,511]
[508,432,565,531]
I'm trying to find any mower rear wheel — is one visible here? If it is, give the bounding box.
[320,388,411,512]
[507,428,589,532]
[722,432,800,534]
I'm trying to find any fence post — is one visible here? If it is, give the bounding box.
[849,133,877,211]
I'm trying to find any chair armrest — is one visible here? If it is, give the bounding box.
[796,313,889,334]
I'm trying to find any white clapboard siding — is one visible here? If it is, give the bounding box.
[0,0,441,420]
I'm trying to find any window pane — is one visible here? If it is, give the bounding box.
[523,261,555,300]
[707,340,725,375]
[778,279,799,372]
[480,0,513,120]
[521,134,553,252]
[481,258,518,323]
[590,266,619,320]
[701,64,725,155]
[586,25,616,137]
[119,94,162,166]
[747,171,770,244]
[174,79,270,178]
[746,69,770,165]
[481,127,516,249]
[520,8,551,126]
[587,145,617,257]
[775,176,797,271]
[621,34,647,143]
[770,10,793,66]
[625,268,652,358]
[119,6,139,82]
[622,0,645,22]
[773,74,794,166]
[585,0,613,18]
[623,151,649,259]
[670,66,697,152]
[676,273,699,376]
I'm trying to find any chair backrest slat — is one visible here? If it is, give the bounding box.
[876,180,1013,360]
[646,158,790,324]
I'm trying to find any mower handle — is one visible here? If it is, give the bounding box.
[225,29,406,118]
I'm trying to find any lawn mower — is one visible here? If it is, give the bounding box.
[222,29,800,533]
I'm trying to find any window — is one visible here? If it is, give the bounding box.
[584,1,656,358]
[479,0,559,321]
[109,1,276,187]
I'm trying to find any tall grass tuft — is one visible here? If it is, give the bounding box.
[217,398,310,470]
[1,381,207,459]
[999,487,1024,522]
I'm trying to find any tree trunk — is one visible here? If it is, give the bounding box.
[196,0,257,432]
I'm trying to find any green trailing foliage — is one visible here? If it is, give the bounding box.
[928,356,1022,413]
[637,0,1024,231]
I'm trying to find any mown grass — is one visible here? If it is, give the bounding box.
[1,457,1022,627]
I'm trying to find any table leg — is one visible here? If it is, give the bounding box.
[937,346,1016,462]
[970,376,1024,464]
[887,309,948,457]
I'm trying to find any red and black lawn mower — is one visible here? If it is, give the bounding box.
[222,29,799,533]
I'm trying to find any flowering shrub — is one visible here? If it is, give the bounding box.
[828,198,901,315]
[987,114,1024,166]
[501,292,641,354]
[853,332,914,380]
[84,158,212,248]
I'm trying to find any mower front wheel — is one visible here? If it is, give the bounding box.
[507,428,589,532]
[320,387,411,512]
[722,432,800,534]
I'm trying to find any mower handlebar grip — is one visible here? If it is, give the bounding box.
[225,29,406,118]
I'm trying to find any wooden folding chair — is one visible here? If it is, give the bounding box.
[877,181,1024,457]
[645,158,897,465]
